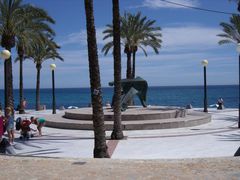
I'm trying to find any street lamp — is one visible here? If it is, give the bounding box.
[50,64,56,114]
[0,49,11,110]
[202,59,208,113]
[0,50,11,60]
[236,43,240,128]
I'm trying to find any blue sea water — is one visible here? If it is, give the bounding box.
[0,85,238,109]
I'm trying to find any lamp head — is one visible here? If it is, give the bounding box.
[50,63,56,70]
[201,59,208,67]
[0,49,11,60]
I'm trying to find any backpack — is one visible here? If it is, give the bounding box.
[15,117,22,131]
[0,138,10,154]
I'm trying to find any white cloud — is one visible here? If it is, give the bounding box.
[59,27,108,46]
[162,25,222,52]
[132,51,238,86]
[133,25,223,56]
[140,0,199,9]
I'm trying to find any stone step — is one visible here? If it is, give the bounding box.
[64,107,187,121]
[43,111,211,130]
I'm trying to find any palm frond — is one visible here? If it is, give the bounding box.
[219,15,240,45]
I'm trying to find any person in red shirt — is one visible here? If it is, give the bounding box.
[0,110,4,137]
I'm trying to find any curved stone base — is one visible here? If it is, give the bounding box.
[64,106,187,121]
[43,106,211,130]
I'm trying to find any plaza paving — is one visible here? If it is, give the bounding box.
[1,108,240,179]
[8,108,240,159]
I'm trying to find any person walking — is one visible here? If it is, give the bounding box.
[22,98,27,109]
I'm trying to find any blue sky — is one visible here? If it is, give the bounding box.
[0,0,239,88]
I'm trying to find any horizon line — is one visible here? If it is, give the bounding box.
[0,84,237,90]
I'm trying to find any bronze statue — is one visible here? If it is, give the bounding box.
[109,77,148,111]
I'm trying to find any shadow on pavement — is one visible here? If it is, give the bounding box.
[216,133,240,142]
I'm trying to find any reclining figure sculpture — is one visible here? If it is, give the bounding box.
[109,77,148,111]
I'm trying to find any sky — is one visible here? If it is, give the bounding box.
[0,0,239,88]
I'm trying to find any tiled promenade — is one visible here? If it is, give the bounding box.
[10,108,239,159]
[0,108,239,179]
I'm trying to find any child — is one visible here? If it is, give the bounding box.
[30,116,46,136]
[4,107,14,145]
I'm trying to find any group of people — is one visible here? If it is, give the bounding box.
[0,106,46,146]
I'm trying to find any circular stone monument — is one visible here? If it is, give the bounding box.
[44,106,211,130]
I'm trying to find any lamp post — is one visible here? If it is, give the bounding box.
[236,43,240,128]
[50,64,56,114]
[202,59,208,113]
[0,50,11,109]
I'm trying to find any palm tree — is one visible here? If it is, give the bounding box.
[15,5,55,114]
[102,12,162,79]
[0,0,25,110]
[102,13,132,79]
[0,0,56,110]
[111,0,124,140]
[84,0,109,158]
[27,37,63,111]
[218,14,240,128]
[129,12,162,78]
[218,15,240,44]
[16,41,29,114]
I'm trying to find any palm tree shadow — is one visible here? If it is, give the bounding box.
[216,115,238,123]
[28,135,94,141]
[14,135,94,148]
[215,133,240,142]
[17,148,61,156]
[14,139,42,148]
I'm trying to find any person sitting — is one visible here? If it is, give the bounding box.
[217,98,224,110]
[30,116,46,136]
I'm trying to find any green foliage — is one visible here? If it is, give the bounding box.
[218,14,240,45]
[27,36,63,66]
[102,11,162,56]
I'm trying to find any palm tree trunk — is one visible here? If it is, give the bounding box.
[36,64,41,111]
[84,0,109,158]
[126,52,132,79]
[19,54,25,114]
[132,50,136,78]
[4,48,14,111]
[111,0,124,140]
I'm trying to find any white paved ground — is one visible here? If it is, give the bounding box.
[6,108,240,159]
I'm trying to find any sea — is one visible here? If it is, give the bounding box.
[0,85,238,110]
